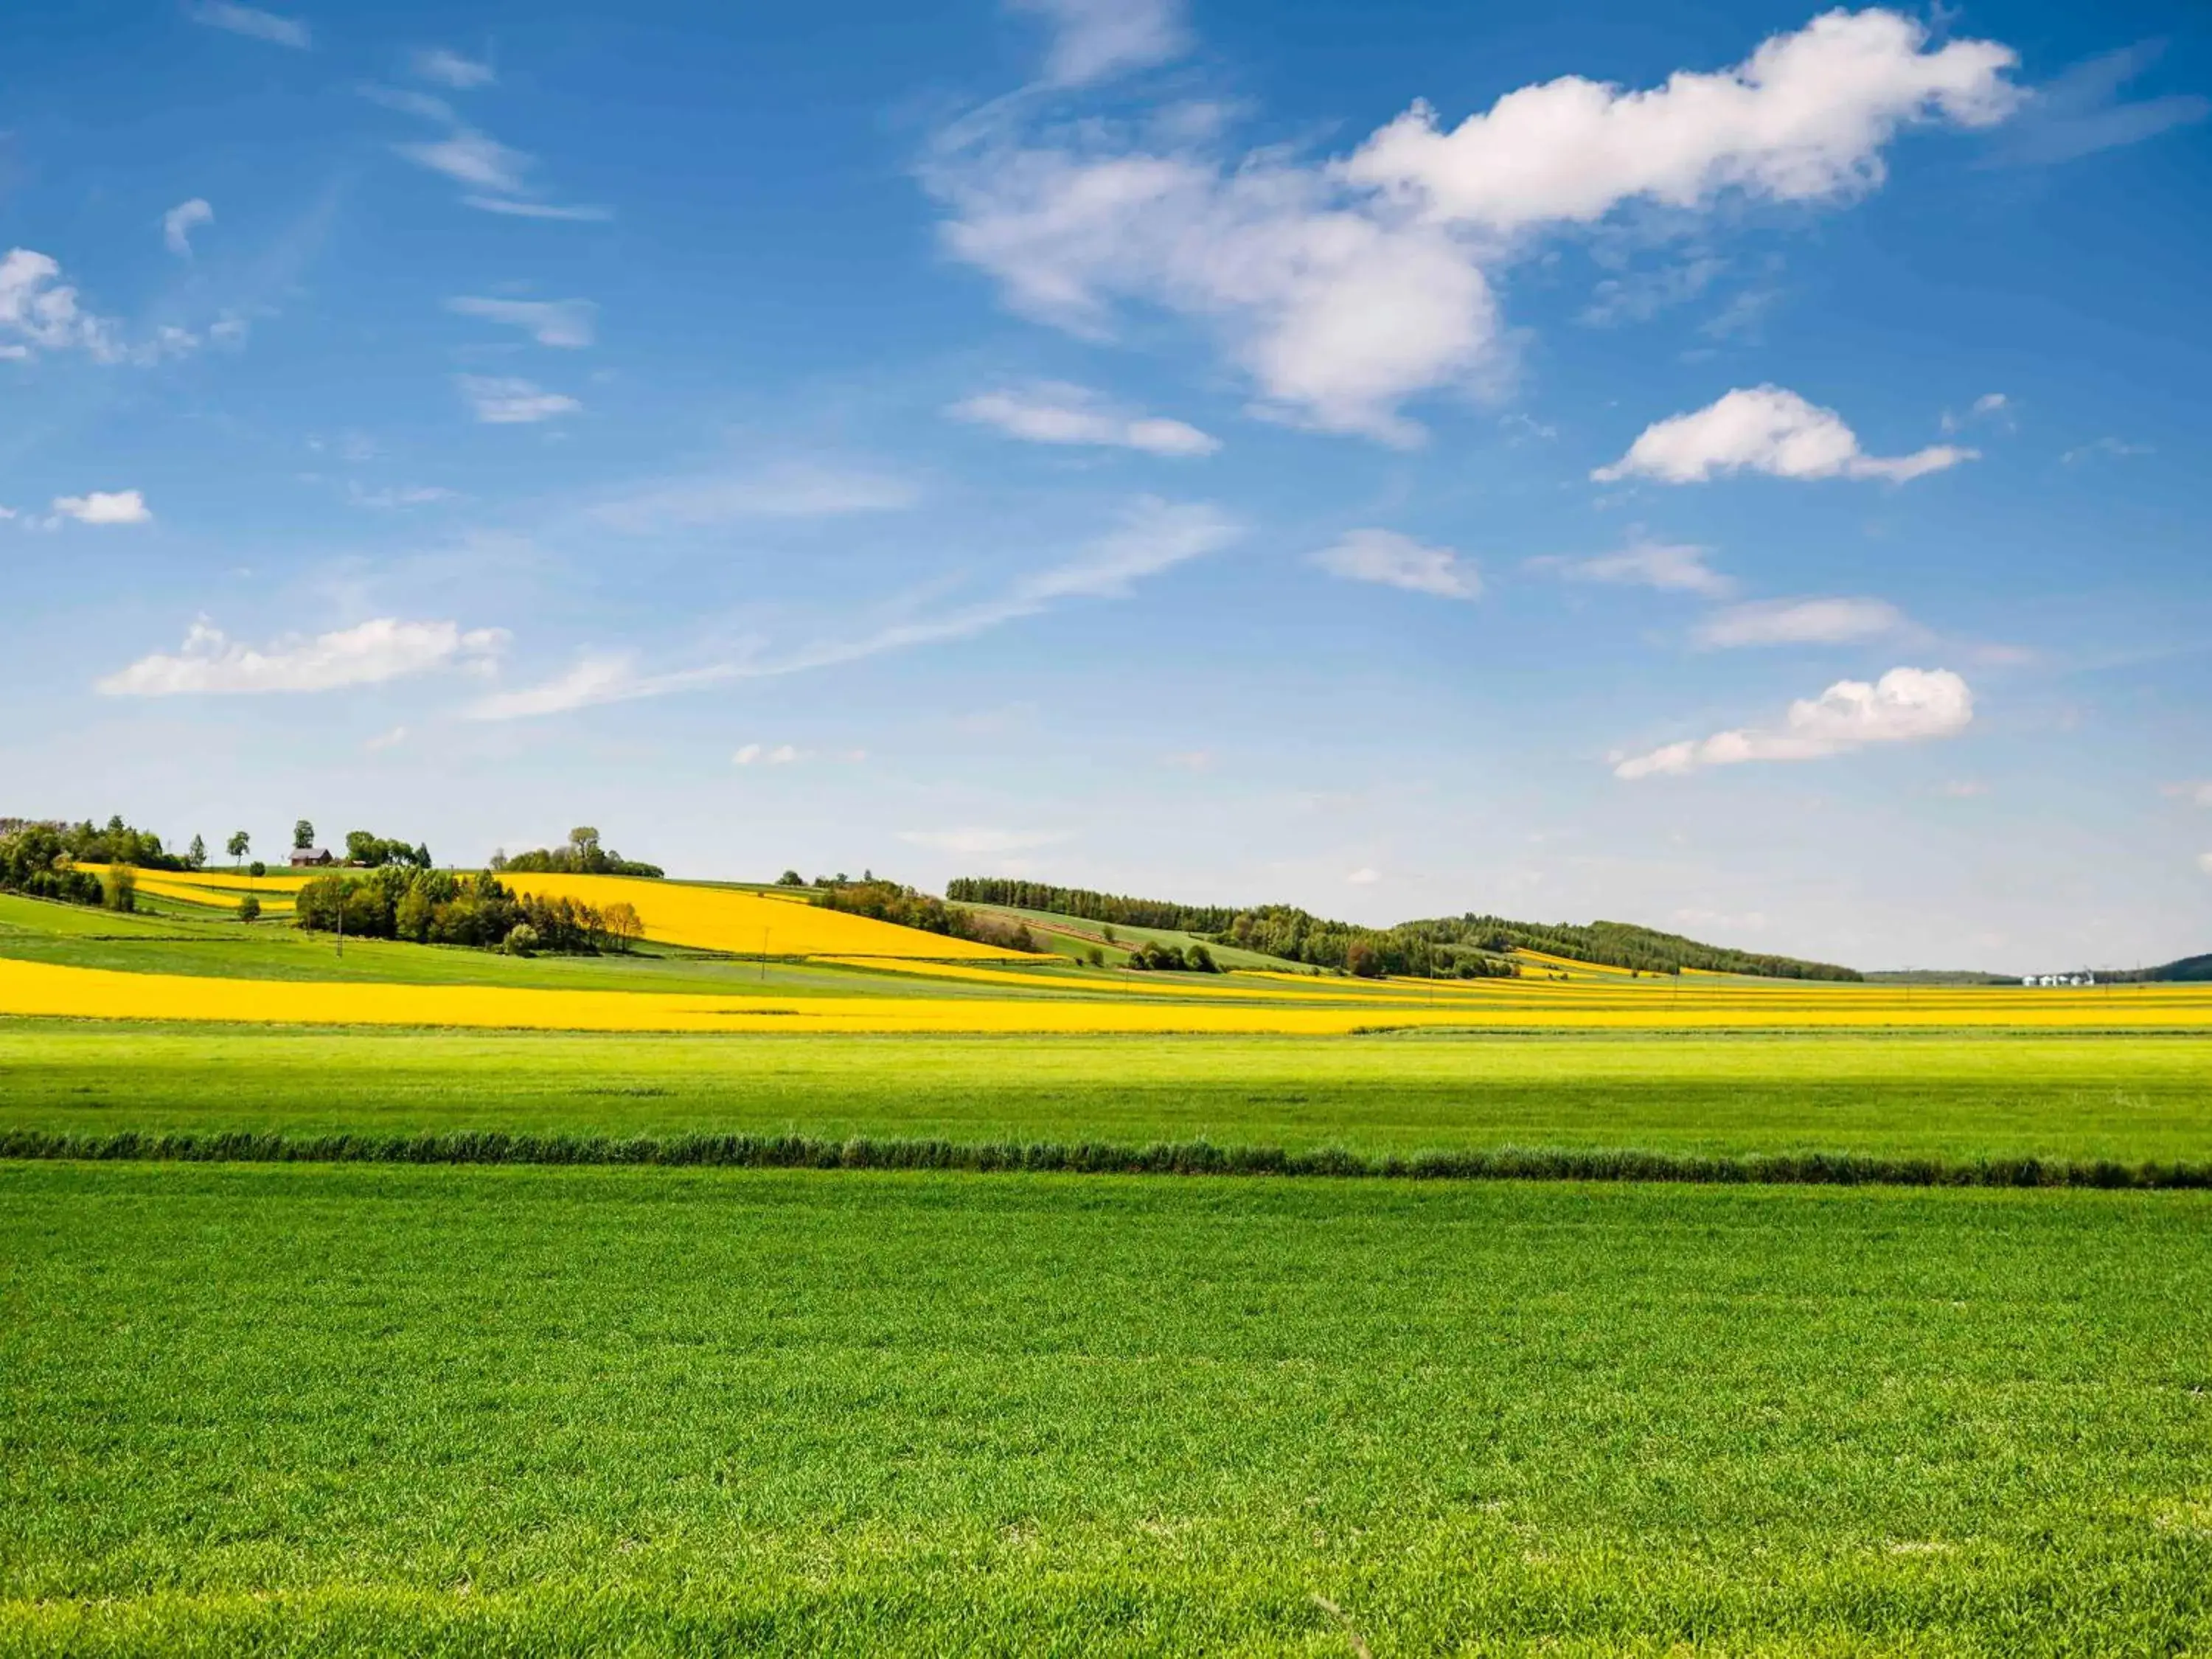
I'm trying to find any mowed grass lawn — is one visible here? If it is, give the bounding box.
[3,1020,2210,1165]
[1,1164,2206,1656]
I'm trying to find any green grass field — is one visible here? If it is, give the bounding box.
[3,1021,2211,1165]
[4,890,2210,1653]
[3,1164,2206,1655]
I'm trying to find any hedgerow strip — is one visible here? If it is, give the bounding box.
[1,1130,2205,1188]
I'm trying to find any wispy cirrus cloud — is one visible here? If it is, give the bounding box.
[1528,538,1732,597]
[1594,386,1974,484]
[470,498,1239,720]
[1615,666,1973,779]
[445,296,597,347]
[413,46,494,89]
[589,463,920,532]
[950,382,1218,456]
[367,77,608,221]
[97,618,506,697]
[162,199,213,257]
[1009,0,1188,87]
[1694,596,1912,648]
[188,2,310,49]
[898,827,1069,856]
[456,375,580,424]
[1989,41,2209,167]
[1312,529,1480,599]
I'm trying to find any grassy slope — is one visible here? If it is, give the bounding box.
[2,1164,2205,1656]
[3,1021,2210,1164]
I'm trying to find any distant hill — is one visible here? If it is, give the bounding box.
[2119,953,2212,984]
[945,878,1862,981]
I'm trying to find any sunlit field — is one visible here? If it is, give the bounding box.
[4,880,2208,1654]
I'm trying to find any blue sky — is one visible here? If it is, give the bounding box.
[3,0,2208,971]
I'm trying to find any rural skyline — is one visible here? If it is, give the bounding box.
[4,0,2208,972]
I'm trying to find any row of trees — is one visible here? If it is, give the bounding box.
[945,878,1239,934]
[296,869,644,956]
[0,817,193,911]
[949,876,1860,980]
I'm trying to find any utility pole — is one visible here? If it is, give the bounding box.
[335,889,344,961]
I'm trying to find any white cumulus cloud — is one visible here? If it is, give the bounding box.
[1615,666,1973,779]
[1694,596,1909,647]
[97,619,506,698]
[0,248,122,361]
[1594,386,1975,484]
[445,296,596,347]
[932,10,2018,443]
[1313,529,1481,600]
[457,375,580,424]
[1346,866,1382,886]
[51,490,151,526]
[950,382,1219,456]
[163,200,214,257]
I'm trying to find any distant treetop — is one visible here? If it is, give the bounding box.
[493,826,664,880]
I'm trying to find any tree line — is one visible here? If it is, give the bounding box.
[948,876,1861,980]
[0,816,195,911]
[296,868,643,956]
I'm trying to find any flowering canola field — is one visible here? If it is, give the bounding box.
[5,950,2211,1034]
[490,872,1036,961]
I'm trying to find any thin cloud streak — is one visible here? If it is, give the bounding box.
[468,498,1240,720]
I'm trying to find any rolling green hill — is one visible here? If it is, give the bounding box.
[947,878,1861,980]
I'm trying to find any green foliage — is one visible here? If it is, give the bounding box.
[236,894,261,925]
[949,876,1860,980]
[776,869,805,887]
[495,825,664,879]
[815,880,983,942]
[344,830,431,869]
[100,864,137,913]
[297,869,616,954]
[247,860,267,879]
[187,834,206,870]
[2,1164,2205,1655]
[226,830,251,862]
[293,819,315,851]
[0,817,187,913]
[1124,938,1220,973]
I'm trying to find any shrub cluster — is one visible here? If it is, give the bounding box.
[493,826,663,879]
[344,830,432,869]
[1124,940,1220,973]
[296,869,642,956]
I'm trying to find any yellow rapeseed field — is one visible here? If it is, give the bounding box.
[5,954,2212,1034]
[493,872,1037,961]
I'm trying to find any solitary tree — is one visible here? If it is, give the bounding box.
[603,901,644,953]
[226,830,251,864]
[237,894,261,924]
[188,834,206,870]
[293,819,315,852]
